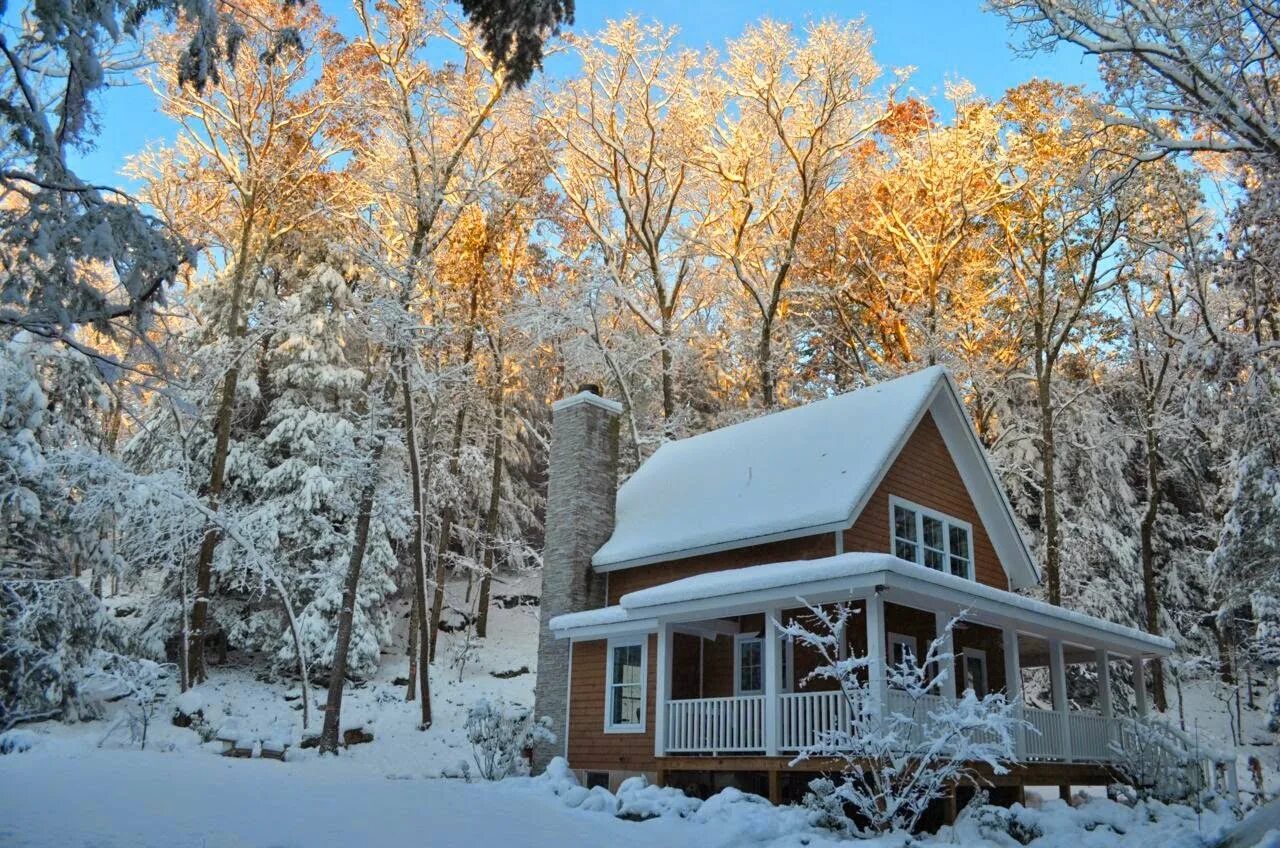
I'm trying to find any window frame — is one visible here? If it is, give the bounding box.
[603,635,648,734]
[734,632,794,695]
[962,647,988,698]
[888,495,975,580]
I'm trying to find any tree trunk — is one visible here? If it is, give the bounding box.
[476,356,505,639]
[758,319,775,408]
[429,408,467,661]
[318,438,385,754]
[399,356,432,728]
[188,220,256,685]
[1037,372,1062,606]
[659,314,675,423]
[405,586,419,701]
[1139,419,1169,711]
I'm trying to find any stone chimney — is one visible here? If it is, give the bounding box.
[533,385,621,767]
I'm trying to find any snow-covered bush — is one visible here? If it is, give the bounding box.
[780,602,1026,836]
[0,578,118,731]
[1110,717,1210,804]
[616,775,701,820]
[91,655,173,750]
[465,698,555,780]
[0,728,38,755]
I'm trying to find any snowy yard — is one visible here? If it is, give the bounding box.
[0,743,1249,848]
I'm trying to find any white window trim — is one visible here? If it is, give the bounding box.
[962,647,988,696]
[889,495,975,580]
[734,633,764,696]
[888,632,918,667]
[734,632,794,695]
[604,635,647,734]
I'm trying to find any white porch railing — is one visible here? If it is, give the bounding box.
[664,694,1129,763]
[665,695,765,753]
[779,691,848,751]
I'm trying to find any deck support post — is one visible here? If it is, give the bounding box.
[655,622,671,757]
[866,593,887,721]
[768,768,782,805]
[764,605,782,756]
[1132,655,1149,718]
[935,610,957,704]
[1002,627,1025,758]
[1049,638,1072,762]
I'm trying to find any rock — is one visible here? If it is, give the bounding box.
[494,593,540,609]
[299,735,320,749]
[343,728,374,747]
[392,676,410,686]
[490,666,530,679]
[172,707,203,728]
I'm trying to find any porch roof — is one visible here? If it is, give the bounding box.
[549,552,1174,657]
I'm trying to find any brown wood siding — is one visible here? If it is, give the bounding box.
[606,534,836,605]
[567,636,658,773]
[843,411,1008,589]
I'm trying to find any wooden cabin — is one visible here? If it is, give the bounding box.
[531,367,1212,809]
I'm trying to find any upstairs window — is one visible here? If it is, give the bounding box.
[891,497,974,580]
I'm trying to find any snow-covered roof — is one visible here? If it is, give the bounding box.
[552,552,1172,656]
[592,367,1038,589]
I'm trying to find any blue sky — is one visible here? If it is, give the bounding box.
[68,0,1099,187]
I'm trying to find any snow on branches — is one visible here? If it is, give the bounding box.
[778,602,1025,836]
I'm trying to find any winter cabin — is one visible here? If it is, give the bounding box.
[531,366,1222,811]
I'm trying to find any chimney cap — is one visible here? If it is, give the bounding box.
[553,386,623,415]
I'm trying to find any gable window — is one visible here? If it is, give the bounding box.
[604,637,646,733]
[890,496,974,580]
[962,648,988,698]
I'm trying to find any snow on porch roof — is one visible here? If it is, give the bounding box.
[592,367,948,570]
[551,552,1174,655]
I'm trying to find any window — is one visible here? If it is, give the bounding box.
[962,648,988,698]
[890,497,974,580]
[888,632,917,669]
[604,637,646,732]
[735,635,763,694]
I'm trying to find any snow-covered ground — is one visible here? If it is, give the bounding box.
[0,572,1273,847]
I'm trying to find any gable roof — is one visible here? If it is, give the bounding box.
[591,366,1040,590]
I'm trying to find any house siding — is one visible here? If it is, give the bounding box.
[843,411,1008,590]
[566,635,659,774]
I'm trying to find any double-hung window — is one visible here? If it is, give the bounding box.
[734,633,794,695]
[604,637,646,732]
[890,496,974,580]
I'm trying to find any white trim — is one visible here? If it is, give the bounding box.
[654,623,671,756]
[889,495,974,580]
[563,640,574,758]
[604,636,648,734]
[961,647,989,697]
[734,633,764,696]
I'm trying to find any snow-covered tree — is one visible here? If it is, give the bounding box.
[780,603,1024,837]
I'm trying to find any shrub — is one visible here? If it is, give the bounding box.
[465,698,554,780]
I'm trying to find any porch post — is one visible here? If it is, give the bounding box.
[1049,638,1072,762]
[654,621,671,757]
[866,593,887,720]
[1096,649,1113,719]
[1132,655,1149,718]
[1002,627,1025,758]
[934,610,957,704]
[764,605,782,755]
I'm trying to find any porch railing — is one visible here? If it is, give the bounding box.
[664,694,1128,763]
[665,695,765,753]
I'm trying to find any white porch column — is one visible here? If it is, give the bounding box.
[1049,638,1072,762]
[763,606,782,755]
[866,593,887,720]
[654,622,672,757]
[1132,655,1149,718]
[1003,627,1025,758]
[934,610,957,704]
[1096,649,1113,719]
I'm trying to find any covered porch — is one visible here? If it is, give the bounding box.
[656,596,1150,764]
